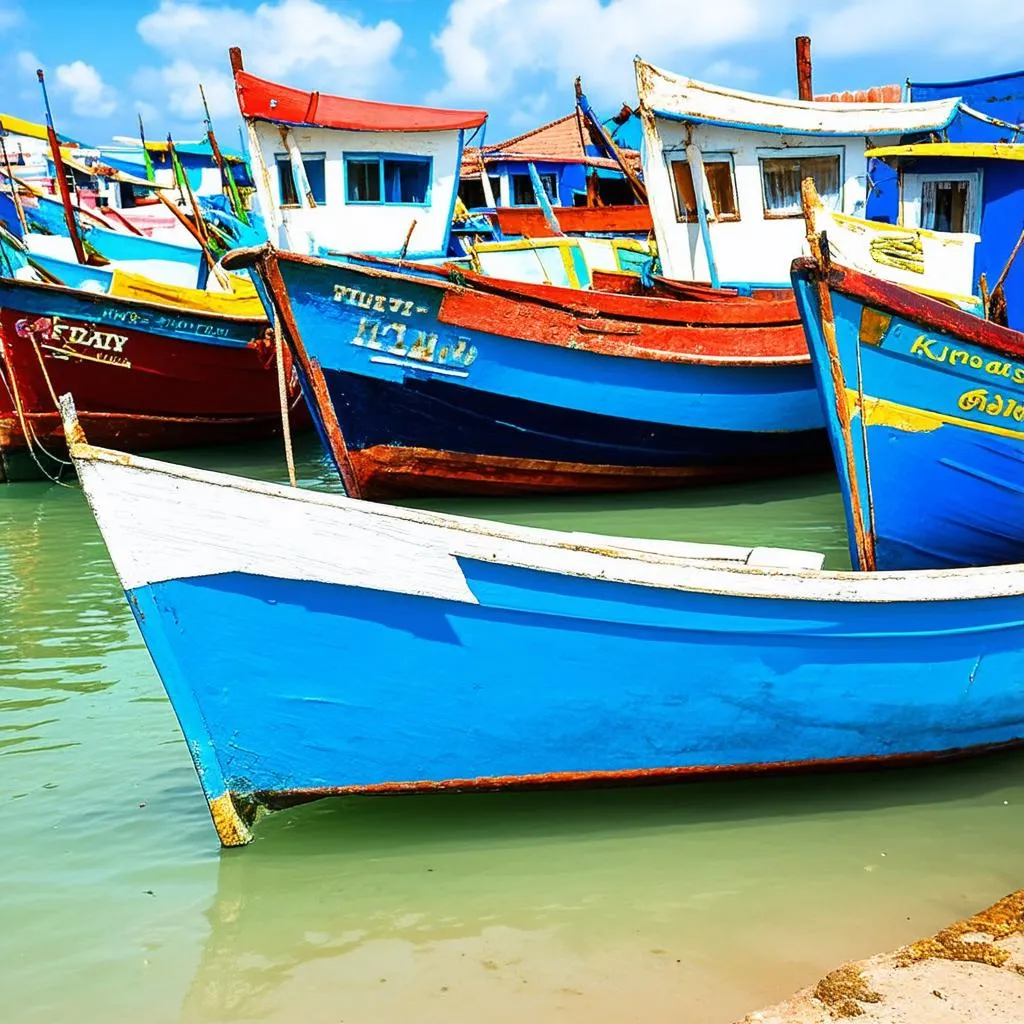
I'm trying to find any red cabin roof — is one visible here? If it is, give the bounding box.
[234,70,488,133]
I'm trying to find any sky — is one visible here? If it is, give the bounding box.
[2,0,1023,150]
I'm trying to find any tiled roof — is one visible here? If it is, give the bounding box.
[461,111,640,176]
[814,84,903,103]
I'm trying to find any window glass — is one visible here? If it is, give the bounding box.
[921,179,970,233]
[670,157,738,221]
[761,154,840,216]
[346,158,381,202]
[383,158,430,204]
[275,153,326,206]
[458,176,501,209]
[511,172,558,206]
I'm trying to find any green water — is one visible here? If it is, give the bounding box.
[3,437,1023,1024]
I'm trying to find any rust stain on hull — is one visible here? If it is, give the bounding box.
[349,445,832,499]
[245,738,1024,816]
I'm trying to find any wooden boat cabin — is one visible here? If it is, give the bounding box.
[635,61,967,289]
[230,48,487,260]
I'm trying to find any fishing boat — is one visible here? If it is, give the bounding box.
[0,271,302,482]
[61,395,1024,846]
[226,243,824,497]
[635,58,989,290]
[227,53,827,496]
[792,181,1024,571]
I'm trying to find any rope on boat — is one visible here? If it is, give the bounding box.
[273,312,298,488]
[0,341,73,485]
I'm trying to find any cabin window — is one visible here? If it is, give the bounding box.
[670,155,738,222]
[275,152,326,206]
[920,177,980,234]
[344,155,432,205]
[510,172,559,206]
[760,153,841,217]
[458,175,502,209]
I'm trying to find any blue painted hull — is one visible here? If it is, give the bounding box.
[264,251,826,496]
[791,258,1024,570]
[70,443,1024,844]
[129,562,1024,801]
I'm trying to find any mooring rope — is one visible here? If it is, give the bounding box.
[0,348,73,485]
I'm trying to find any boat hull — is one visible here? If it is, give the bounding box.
[234,248,826,497]
[70,445,1024,846]
[0,277,304,481]
[791,257,1024,570]
[323,363,826,497]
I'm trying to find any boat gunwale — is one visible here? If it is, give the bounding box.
[223,244,813,368]
[0,273,268,327]
[70,439,1024,604]
[791,256,1024,361]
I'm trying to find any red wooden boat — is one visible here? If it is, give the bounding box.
[490,204,652,238]
[0,276,306,482]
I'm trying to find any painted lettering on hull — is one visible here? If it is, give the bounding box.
[333,285,429,319]
[909,335,1024,385]
[350,316,477,370]
[13,315,132,369]
[958,388,1024,423]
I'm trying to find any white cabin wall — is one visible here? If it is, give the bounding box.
[250,121,461,257]
[644,116,881,285]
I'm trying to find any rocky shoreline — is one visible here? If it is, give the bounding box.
[734,891,1024,1023]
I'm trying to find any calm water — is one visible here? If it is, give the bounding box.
[3,436,1023,1024]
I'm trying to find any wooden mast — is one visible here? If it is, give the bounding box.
[36,68,87,264]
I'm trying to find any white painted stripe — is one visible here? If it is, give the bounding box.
[73,445,1024,604]
[368,355,470,378]
[636,61,959,136]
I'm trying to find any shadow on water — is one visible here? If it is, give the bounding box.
[179,749,1024,1023]
[249,746,1024,853]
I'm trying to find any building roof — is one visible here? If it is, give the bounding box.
[637,60,960,136]
[234,70,488,133]
[815,85,902,104]
[461,111,640,175]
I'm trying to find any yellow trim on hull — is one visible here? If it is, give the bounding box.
[108,270,264,318]
[866,142,1024,161]
[847,390,1024,441]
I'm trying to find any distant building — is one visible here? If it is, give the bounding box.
[459,107,642,210]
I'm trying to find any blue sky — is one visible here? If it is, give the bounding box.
[2,0,1023,149]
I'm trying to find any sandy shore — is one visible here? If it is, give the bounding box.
[734,891,1024,1023]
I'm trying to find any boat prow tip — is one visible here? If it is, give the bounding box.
[57,392,88,451]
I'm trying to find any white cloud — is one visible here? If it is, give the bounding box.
[15,49,37,75]
[430,0,778,107]
[807,1,1024,61]
[701,60,759,87]
[135,0,403,120]
[507,91,551,130]
[54,60,118,119]
[0,5,21,32]
[430,0,1024,110]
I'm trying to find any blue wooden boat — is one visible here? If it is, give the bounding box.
[225,245,826,497]
[61,396,1024,847]
[791,199,1024,571]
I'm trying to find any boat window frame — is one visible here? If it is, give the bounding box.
[901,170,983,235]
[509,170,560,207]
[273,151,327,208]
[667,151,740,223]
[342,152,434,208]
[757,146,845,220]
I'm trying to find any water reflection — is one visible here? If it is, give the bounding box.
[183,754,1024,1023]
